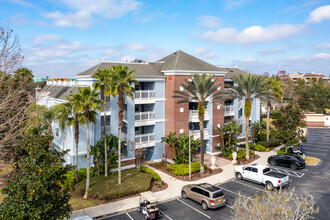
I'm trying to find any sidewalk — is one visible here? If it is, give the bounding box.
[70,146,282,219]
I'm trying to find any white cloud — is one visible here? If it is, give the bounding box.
[42,0,140,28]
[27,35,95,62]
[221,0,250,10]
[238,58,258,63]
[125,43,146,51]
[312,53,330,60]
[281,57,306,62]
[194,47,217,59]
[315,42,330,49]
[202,24,307,44]
[197,16,221,28]
[306,5,330,23]
[259,47,284,55]
[104,48,117,56]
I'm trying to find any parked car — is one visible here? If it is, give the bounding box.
[235,164,289,190]
[268,154,305,170]
[71,216,95,220]
[181,183,226,210]
[288,146,304,155]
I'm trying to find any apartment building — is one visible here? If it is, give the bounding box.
[37,50,260,169]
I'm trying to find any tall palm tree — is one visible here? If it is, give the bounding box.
[111,64,138,184]
[72,87,102,199]
[173,73,225,173]
[229,73,270,159]
[265,77,283,141]
[93,68,116,177]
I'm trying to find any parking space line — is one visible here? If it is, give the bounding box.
[217,186,252,200]
[306,152,327,156]
[159,210,173,220]
[176,199,211,219]
[233,180,268,193]
[304,148,328,152]
[225,204,233,209]
[269,166,305,178]
[126,212,134,220]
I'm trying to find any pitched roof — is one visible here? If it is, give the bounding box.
[218,67,247,79]
[39,85,79,100]
[77,62,164,78]
[157,50,220,72]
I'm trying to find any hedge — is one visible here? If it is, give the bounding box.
[60,168,94,190]
[167,162,201,176]
[257,139,281,148]
[249,143,269,152]
[140,166,161,181]
[277,147,287,155]
[229,149,254,160]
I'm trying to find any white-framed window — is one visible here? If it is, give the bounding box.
[217,86,221,90]
[217,143,220,147]
[180,107,184,112]
[180,86,184,91]
[217,124,220,128]
[180,129,184,133]
[217,105,221,109]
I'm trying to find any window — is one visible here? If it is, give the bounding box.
[217,86,221,90]
[180,86,184,91]
[180,107,184,112]
[244,167,252,171]
[251,168,258,173]
[212,191,224,198]
[55,128,59,137]
[217,105,220,109]
[203,190,210,198]
[217,124,220,128]
[238,108,243,118]
[180,129,184,133]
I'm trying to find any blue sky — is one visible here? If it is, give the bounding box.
[1,0,330,77]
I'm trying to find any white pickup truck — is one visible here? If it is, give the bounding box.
[235,164,290,190]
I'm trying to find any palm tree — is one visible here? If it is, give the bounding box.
[93,68,116,177]
[265,77,283,141]
[111,64,138,184]
[173,73,225,173]
[72,87,102,199]
[161,132,180,161]
[229,73,270,159]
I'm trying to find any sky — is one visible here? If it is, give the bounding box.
[1,0,330,78]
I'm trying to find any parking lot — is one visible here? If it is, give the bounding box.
[103,128,330,220]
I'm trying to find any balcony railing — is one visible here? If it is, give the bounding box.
[189,109,209,121]
[121,132,127,141]
[135,90,155,99]
[135,111,155,121]
[238,100,243,109]
[135,133,155,144]
[224,105,235,116]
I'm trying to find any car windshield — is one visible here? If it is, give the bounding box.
[212,191,224,198]
[263,168,271,174]
[297,157,305,162]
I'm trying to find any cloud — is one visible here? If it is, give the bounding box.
[281,57,307,62]
[42,0,140,28]
[202,24,307,44]
[196,16,221,28]
[104,48,117,56]
[259,47,284,55]
[306,5,330,23]
[125,43,146,51]
[6,0,39,9]
[194,47,217,59]
[312,53,330,60]
[26,35,95,62]
[314,42,330,49]
[237,58,258,63]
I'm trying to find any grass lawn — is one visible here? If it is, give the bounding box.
[304,156,320,165]
[70,196,102,211]
[74,168,152,200]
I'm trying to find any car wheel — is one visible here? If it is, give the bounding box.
[201,201,208,210]
[181,190,188,199]
[236,172,243,180]
[266,181,274,190]
[270,160,276,166]
[290,164,298,170]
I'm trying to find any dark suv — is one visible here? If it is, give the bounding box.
[267,154,305,170]
[181,183,226,210]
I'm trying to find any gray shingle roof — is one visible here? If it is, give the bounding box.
[40,85,79,100]
[218,67,247,79]
[157,50,221,72]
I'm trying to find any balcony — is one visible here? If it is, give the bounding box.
[238,100,243,110]
[135,133,155,148]
[135,90,156,104]
[189,109,209,122]
[224,105,235,117]
[101,102,111,114]
[191,129,209,140]
[135,111,155,127]
[101,126,111,135]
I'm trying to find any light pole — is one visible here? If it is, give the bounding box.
[189,125,191,180]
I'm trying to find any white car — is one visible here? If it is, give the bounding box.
[235,164,289,190]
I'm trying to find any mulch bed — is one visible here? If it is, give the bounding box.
[149,181,168,192]
[150,162,223,181]
[231,154,260,165]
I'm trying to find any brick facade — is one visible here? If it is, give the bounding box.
[212,76,225,152]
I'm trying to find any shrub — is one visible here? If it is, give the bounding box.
[277,147,287,155]
[204,164,208,171]
[60,167,95,190]
[140,166,161,181]
[257,139,281,148]
[229,149,253,160]
[250,143,266,151]
[167,162,201,176]
[265,148,270,152]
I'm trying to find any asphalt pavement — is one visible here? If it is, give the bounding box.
[103,128,330,220]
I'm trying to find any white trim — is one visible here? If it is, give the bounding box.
[206,151,221,155]
[155,98,166,102]
[76,75,97,80]
[155,140,162,143]
[121,157,136,162]
[163,70,226,75]
[210,135,220,138]
[154,119,165,123]
[135,78,165,81]
[153,158,162,163]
